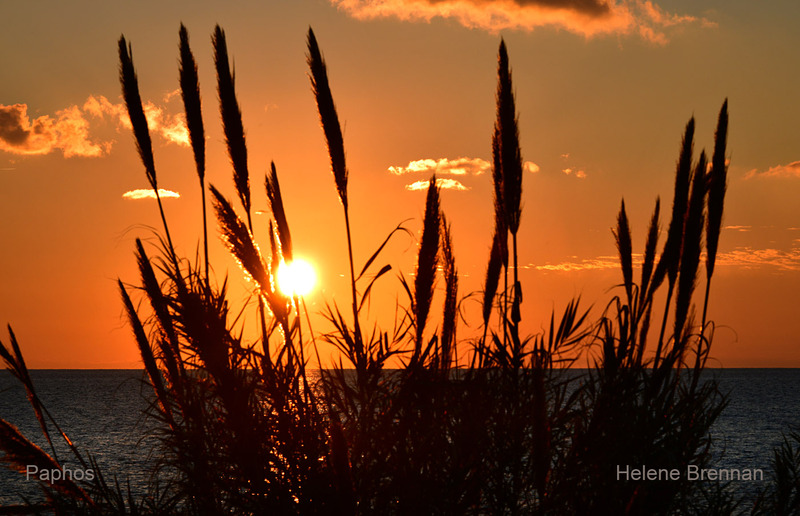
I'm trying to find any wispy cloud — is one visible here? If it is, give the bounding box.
[745,160,800,180]
[716,246,800,272]
[84,95,189,147]
[331,0,711,43]
[725,225,751,232]
[406,178,468,191]
[527,243,800,274]
[0,95,189,159]
[640,1,706,28]
[122,188,181,200]
[526,256,622,272]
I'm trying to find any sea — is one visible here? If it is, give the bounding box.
[1,369,799,510]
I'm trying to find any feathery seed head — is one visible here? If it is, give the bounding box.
[614,199,633,302]
[652,117,695,292]
[495,40,523,235]
[307,28,349,210]
[440,215,458,368]
[119,36,157,189]
[179,24,206,183]
[266,162,293,263]
[483,230,503,328]
[640,197,660,304]
[210,185,268,291]
[491,126,509,268]
[414,176,441,348]
[213,25,251,217]
[706,99,728,279]
[674,151,707,338]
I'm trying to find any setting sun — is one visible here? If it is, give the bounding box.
[277,258,316,297]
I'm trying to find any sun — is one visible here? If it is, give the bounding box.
[277,258,317,297]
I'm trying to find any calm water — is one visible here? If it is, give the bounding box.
[1,369,799,508]
[0,370,157,506]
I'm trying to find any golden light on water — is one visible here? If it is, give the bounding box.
[277,258,316,297]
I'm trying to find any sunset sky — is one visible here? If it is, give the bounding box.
[1,0,798,368]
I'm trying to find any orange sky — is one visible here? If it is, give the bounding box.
[1,1,799,368]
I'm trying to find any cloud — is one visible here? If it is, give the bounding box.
[85,95,189,147]
[405,178,469,191]
[162,89,181,103]
[389,157,491,176]
[745,161,800,180]
[562,167,586,178]
[724,225,751,232]
[715,246,800,272]
[639,1,699,27]
[524,161,540,174]
[0,103,111,157]
[529,243,800,274]
[390,156,540,181]
[122,188,181,200]
[331,0,711,43]
[526,256,621,272]
[0,95,189,159]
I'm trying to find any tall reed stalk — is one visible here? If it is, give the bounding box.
[495,41,524,361]
[118,36,178,269]
[702,99,729,329]
[411,176,440,366]
[212,25,274,362]
[178,24,209,285]
[307,28,363,366]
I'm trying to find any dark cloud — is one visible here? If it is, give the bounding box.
[477,0,611,17]
[332,0,712,42]
[1,96,188,159]
[0,104,57,154]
